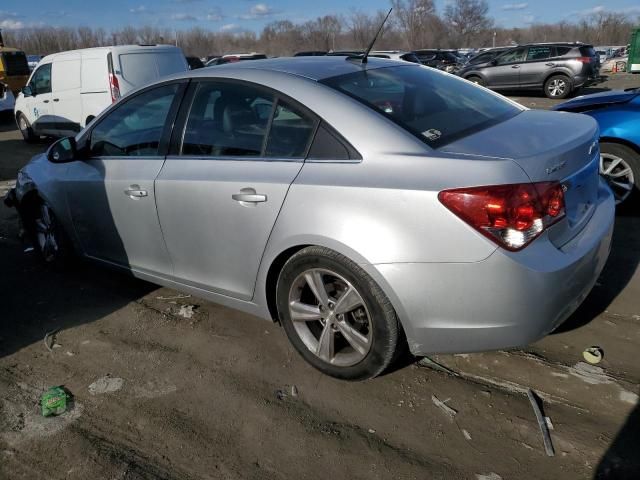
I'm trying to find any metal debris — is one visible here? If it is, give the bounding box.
[582,346,604,364]
[156,294,192,301]
[177,305,196,319]
[431,395,457,419]
[462,429,472,440]
[526,389,555,457]
[43,328,60,352]
[417,357,460,376]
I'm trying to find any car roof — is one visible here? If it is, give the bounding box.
[194,56,411,81]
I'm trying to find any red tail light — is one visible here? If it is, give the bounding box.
[109,73,121,103]
[438,182,565,251]
[576,56,592,63]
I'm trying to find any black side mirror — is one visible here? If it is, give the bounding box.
[47,137,77,163]
[490,59,498,66]
[22,85,33,97]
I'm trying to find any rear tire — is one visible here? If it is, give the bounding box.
[17,113,38,143]
[276,246,400,381]
[544,75,571,99]
[466,75,485,87]
[600,142,639,208]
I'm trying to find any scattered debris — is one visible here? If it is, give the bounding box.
[41,386,69,417]
[619,390,639,405]
[582,346,604,364]
[43,328,60,353]
[417,357,459,376]
[462,429,472,441]
[544,416,554,431]
[291,385,298,397]
[65,351,74,357]
[431,395,457,419]
[476,473,502,480]
[88,375,124,395]
[368,428,376,434]
[568,362,612,385]
[177,305,197,319]
[275,389,287,401]
[527,389,555,457]
[156,294,192,301]
[23,247,34,253]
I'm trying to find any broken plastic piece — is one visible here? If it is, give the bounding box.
[431,395,457,419]
[583,346,604,364]
[526,388,555,457]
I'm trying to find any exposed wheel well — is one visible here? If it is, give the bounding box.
[600,137,640,155]
[265,245,311,322]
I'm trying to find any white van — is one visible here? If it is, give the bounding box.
[14,44,188,142]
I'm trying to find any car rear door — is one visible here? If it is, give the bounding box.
[64,81,185,274]
[155,80,317,300]
[485,47,526,87]
[519,45,556,87]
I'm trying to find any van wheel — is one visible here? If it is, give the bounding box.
[544,75,571,99]
[466,75,485,87]
[17,113,38,143]
[276,246,401,381]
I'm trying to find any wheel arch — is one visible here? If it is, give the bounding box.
[600,136,640,155]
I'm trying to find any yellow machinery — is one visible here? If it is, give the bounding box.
[0,29,30,94]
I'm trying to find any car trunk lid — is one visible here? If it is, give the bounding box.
[440,110,600,248]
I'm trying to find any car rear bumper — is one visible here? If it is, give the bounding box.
[372,180,615,356]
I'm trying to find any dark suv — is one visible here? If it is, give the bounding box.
[413,49,461,73]
[456,43,600,99]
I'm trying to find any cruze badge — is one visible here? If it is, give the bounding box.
[546,160,567,175]
[588,141,598,156]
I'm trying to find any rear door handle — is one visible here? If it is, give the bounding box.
[545,63,555,66]
[53,98,59,102]
[511,65,520,69]
[43,100,49,103]
[124,185,148,199]
[232,188,267,204]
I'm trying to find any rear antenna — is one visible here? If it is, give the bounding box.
[361,8,392,64]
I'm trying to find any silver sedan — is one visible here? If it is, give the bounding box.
[7,57,615,380]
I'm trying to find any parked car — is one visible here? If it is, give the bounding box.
[206,53,267,66]
[14,44,188,142]
[457,43,600,99]
[27,55,42,71]
[413,49,462,72]
[369,50,421,63]
[0,82,15,113]
[601,56,628,73]
[554,88,640,206]
[294,51,327,57]
[462,47,511,67]
[186,56,205,70]
[5,57,614,380]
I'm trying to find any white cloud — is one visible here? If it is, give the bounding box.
[240,3,277,20]
[0,19,25,30]
[502,3,528,10]
[172,13,198,21]
[581,5,605,16]
[206,7,223,21]
[129,5,150,14]
[522,14,536,24]
[220,23,239,32]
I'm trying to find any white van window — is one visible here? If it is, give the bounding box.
[81,57,109,93]
[52,60,81,91]
[118,52,186,86]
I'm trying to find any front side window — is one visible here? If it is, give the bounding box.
[90,84,178,157]
[496,48,526,65]
[182,82,274,157]
[322,65,521,148]
[31,64,52,94]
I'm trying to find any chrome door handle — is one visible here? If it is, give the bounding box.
[232,188,267,204]
[124,185,148,199]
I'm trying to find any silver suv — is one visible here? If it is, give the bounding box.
[457,43,600,99]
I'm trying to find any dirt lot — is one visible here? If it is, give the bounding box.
[1,74,639,480]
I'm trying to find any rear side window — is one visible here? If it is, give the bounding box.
[119,52,186,87]
[496,48,526,64]
[265,100,316,158]
[556,47,572,56]
[322,65,520,148]
[182,82,274,157]
[30,64,52,94]
[526,46,554,61]
[90,84,178,157]
[307,123,359,161]
[579,46,597,57]
[81,57,109,92]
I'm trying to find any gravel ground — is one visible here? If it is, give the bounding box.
[0,73,639,480]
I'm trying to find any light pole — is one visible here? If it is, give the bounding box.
[493,31,496,48]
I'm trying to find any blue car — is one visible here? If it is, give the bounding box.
[554,88,639,206]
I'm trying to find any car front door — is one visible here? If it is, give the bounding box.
[485,47,526,87]
[64,82,185,274]
[155,80,317,300]
[519,46,555,87]
[25,63,55,135]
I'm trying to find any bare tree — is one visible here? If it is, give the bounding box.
[444,0,493,48]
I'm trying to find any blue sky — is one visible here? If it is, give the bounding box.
[1,0,640,32]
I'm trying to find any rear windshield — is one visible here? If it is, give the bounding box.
[322,65,521,148]
[2,51,30,76]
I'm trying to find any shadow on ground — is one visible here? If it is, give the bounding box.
[595,403,640,479]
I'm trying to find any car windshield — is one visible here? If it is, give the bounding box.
[322,65,521,148]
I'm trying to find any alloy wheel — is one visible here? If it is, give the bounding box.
[600,153,635,204]
[287,268,372,367]
[547,79,566,97]
[19,116,28,132]
[35,204,60,262]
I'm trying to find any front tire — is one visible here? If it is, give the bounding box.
[600,142,639,207]
[466,75,485,87]
[24,200,74,268]
[17,113,38,143]
[544,75,571,99]
[276,246,400,381]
